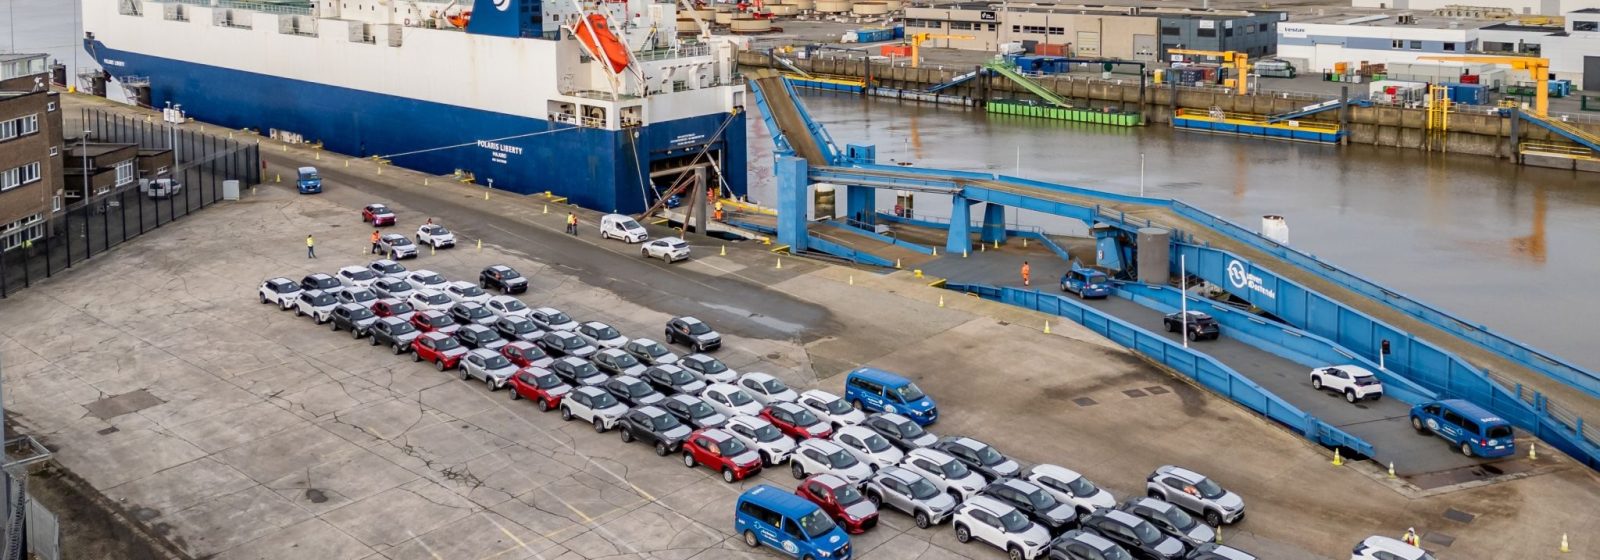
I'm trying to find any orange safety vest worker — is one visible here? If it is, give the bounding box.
[371,231,380,243]
[1021,261,1031,286]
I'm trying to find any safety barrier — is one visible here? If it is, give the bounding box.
[873,212,1073,262]
[825,219,935,255]
[986,101,1144,127]
[947,283,1376,457]
[1115,283,1438,405]
[806,234,896,267]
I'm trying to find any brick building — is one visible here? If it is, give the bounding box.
[0,54,65,252]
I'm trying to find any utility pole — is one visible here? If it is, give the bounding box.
[1180,254,1188,349]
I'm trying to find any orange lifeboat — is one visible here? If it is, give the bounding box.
[573,14,629,74]
[447,10,471,28]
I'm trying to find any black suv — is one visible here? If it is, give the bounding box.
[603,375,665,407]
[301,273,341,292]
[551,356,606,386]
[455,324,508,351]
[930,436,1021,481]
[665,316,721,352]
[980,479,1078,536]
[659,394,728,429]
[592,348,645,376]
[369,316,420,354]
[616,405,692,456]
[1162,311,1219,342]
[329,303,378,338]
[496,316,544,343]
[479,264,528,294]
[863,413,937,451]
[1080,509,1186,560]
[644,365,706,396]
[450,301,497,327]
[539,330,597,359]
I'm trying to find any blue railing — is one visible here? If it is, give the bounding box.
[806,235,896,267]
[948,283,1376,456]
[825,219,936,255]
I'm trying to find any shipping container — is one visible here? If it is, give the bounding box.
[1033,43,1069,56]
[880,44,912,57]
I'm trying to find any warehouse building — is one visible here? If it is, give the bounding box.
[1349,0,1600,17]
[902,3,1283,61]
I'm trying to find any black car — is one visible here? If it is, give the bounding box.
[603,375,666,407]
[301,273,341,292]
[369,316,421,354]
[455,324,508,351]
[1080,510,1187,560]
[665,316,721,352]
[539,330,598,359]
[659,394,729,429]
[450,301,497,327]
[980,479,1078,536]
[1117,498,1215,548]
[1162,311,1219,342]
[551,356,606,386]
[930,436,1022,481]
[480,264,528,294]
[329,303,378,338]
[592,348,646,377]
[496,316,545,343]
[644,364,708,396]
[1046,530,1134,560]
[863,413,938,451]
[679,353,734,383]
[616,405,692,456]
[1184,543,1255,560]
[622,338,678,366]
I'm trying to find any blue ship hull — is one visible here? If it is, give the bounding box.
[85,40,747,214]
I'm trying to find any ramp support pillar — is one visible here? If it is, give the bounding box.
[981,203,1007,245]
[946,195,976,255]
[776,156,810,253]
[843,144,878,227]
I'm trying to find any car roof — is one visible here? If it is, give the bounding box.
[705,382,739,393]
[632,337,661,345]
[1029,464,1084,482]
[268,277,297,285]
[381,233,405,240]
[420,309,448,317]
[962,495,1014,516]
[368,203,390,210]
[550,330,578,339]
[1101,509,1145,527]
[726,414,767,428]
[740,484,826,518]
[456,301,484,308]
[297,166,316,173]
[1435,399,1505,423]
[469,348,498,357]
[800,389,839,401]
[1155,465,1206,483]
[810,473,849,489]
[489,295,518,302]
[574,385,607,397]
[1060,530,1121,552]
[462,324,491,333]
[306,273,334,280]
[1328,365,1377,377]
[1193,543,1257,560]
[834,425,873,438]
[1362,536,1423,557]
[339,265,366,272]
[420,331,451,340]
[614,375,645,385]
[676,316,704,325]
[879,465,922,484]
[1126,497,1173,513]
[650,364,685,374]
[535,307,562,314]
[336,303,366,311]
[581,321,611,329]
[949,437,989,450]
[504,340,535,349]
[379,316,407,325]
[486,264,512,271]
[635,405,668,417]
[372,258,398,265]
[743,372,776,382]
[667,394,701,405]
[996,479,1041,493]
[410,270,441,277]
[770,402,805,414]
[848,367,911,386]
[696,428,733,442]
[557,356,587,366]
[303,289,328,297]
[873,412,913,425]
[801,439,845,453]
[907,448,956,463]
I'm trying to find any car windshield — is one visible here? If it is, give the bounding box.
[1193,478,1226,500]
[626,382,654,398]
[389,302,414,314]
[685,401,716,419]
[751,423,784,442]
[686,322,711,335]
[519,345,548,359]
[507,319,537,334]
[309,294,335,306]
[348,269,376,280]
[349,290,376,302]
[590,325,620,339]
[1024,489,1057,510]
[423,293,449,304]
[590,391,619,409]
[312,277,339,288]
[465,306,492,319]
[1353,374,1381,386]
[835,485,866,507]
[484,355,511,369]
[571,362,599,376]
[907,477,940,500]
[498,269,521,279]
[385,279,412,291]
[1161,505,1198,531]
[896,419,927,439]
[1131,520,1163,544]
[433,337,461,350]
[426,314,452,327]
[348,308,374,320]
[371,205,390,214]
[821,398,852,415]
[717,438,748,456]
[862,434,892,453]
[799,511,837,538]
[501,299,527,311]
[640,342,667,356]
[416,273,443,284]
[562,337,588,350]
[663,368,694,384]
[535,373,563,389]
[725,389,754,406]
[893,383,926,402]
[697,359,727,374]
[546,312,571,324]
[973,445,1006,466]
[612,353,640,367]
[1087,273,1108,284]
[478,330,504,342]
[650,414,679,431]
[1065,476,1099,497]
[998,510,1031,533]
[792,408,820,426]
[827,449,859,468]
[667,240,688,249]
[619,218,642,230]
[424,225,449,235]
[939,460,970,479]
[390,321,416,334]
[458,285,485,297]
[760,378,789,394]
[389,237,413,246]
[301,171,319,180]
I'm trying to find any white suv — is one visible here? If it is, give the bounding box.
[443,281,491,306]
[703,383,764,418]
[294,290,339,324]
[560,386,628,433]
[337,265,380,288]
[1351,535,1434,560]
[832,425,904,471]
[900,448,986,501]
[1310,365,1384,403]
[951,495,1051,560]
[724,414,798,465]
[798,389,865,429]
[416,223,456,248]
[1025,464,1116,516]
[790,439,873,484]
[485,295,530,320]
[258,277,302,309]
[738,372,799,405]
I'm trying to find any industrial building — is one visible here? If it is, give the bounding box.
[901,3,1283,61]
[0,54,64,253]
[1350,0,1600,17]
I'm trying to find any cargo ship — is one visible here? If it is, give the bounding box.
[81,0,748,213]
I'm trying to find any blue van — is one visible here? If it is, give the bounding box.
[735,485,852,560]
[296,166,322,194]
[844,368,938,426]
[1410,399,1515,458]
[1060,261,1110,299]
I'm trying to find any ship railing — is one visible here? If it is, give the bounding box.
[549,112,608,129]
[633,43,712,62]
[218,0,312,15]
[149,0,216,6]
[119,0,144,16]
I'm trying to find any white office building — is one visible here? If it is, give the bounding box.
[1350,0,1600,17]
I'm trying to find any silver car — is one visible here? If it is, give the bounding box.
[577,321,630,349]
[373,277,416,300]
[864,465,958,529]
[379,233,418,259]
[1118,497,1215,548]
[461,348,518,390]
[1145,465,1245,527]
[368,259,408,279]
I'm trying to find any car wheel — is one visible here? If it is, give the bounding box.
[480,280,489,289]
[641,248,649,258]
[315,315,326,325]
[722,468,736,483]
[436,359,448,372]
[1148,489,1164,500]
[351,328,360,339]
[954,524,971,543]
[259,294,268,304]
[1371,394,1382,402]
[1460,442,1474,457]
[511,389,522,401]
[487,377,499,391]
[537,399,550,412]
[791,462,805,480]
[295,307,303,317]
[760,451,773,466]
[593,418,607,433]
[1187,329,1199,342]
[655,442,669,457]
[696,342,706,353]
[914,510,931,529]
[561,407,573,421]
[461,368,470,380]
[850,399,863,411]
[330,322,339,331]
[1164,320,1174,333]
[369,336,379,346]
[1204,510,1223,527]
[412,350,422,362]
[948,489,962,502]
[1411,416,1425,433]
[393,344,405,355]
[1007,546,1024,560]
[683,452,697,468]
[743,530,759,548]
[621,429,634,443]
[1345,390,1357,403]
[1311,377,1323,390]
[866,491,881,507]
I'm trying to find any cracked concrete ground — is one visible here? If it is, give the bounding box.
[5,96,1600,560]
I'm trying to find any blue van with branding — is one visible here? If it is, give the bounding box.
[1060,261,1110,299]
[1410,399,1515,458]
[297,166,323,194]
[736,485,852,560]
[844,368,938,426]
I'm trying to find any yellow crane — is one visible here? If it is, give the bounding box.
[1418,55,1550,117]
[909,33,974,69]
[1167,49,1250,95]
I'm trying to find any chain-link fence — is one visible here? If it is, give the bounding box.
[0,108,260,298]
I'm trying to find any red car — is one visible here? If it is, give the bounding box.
[363,203,396,226]
[501,341,554,369]
[410,310,459,335]
[412,332,468,371]
[371,298,416,321]
[682,428,763,483]
[761,402,833,440]
[509,367,571,412]
[795,474,878,534]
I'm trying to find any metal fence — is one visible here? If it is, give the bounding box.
[0,108,261,299]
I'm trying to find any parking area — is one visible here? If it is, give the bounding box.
[6,101,1600,560]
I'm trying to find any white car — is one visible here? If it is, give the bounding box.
[640,237,691,263]
[738,372,799,406]
[529,307,578,332]
[416,223,456,248]
[460,348,518,390]
[1023,464,1116,516]
[405,269,448,289]
[1310,365,1384,403]
[373,277,416,301]
[560,386,629,432]
[293,290,339,324]
[336,287,379,307]
[337,265,380,288]
[703,382,764,418]
[368,259,407,280]
[485,295,531,320]
[833,425,905,471]
[681,353,737,383]
[798,389,866,429]
[443,281,491,306]
[952,495,1052,560]
[600,213,649,243]
[576,321,629,349]
[1351,536,1435,560]
[724,414,798,465]
[407,289,454,312]
[900,448,986,501]
[791,439,873,485]
[378,233,418,259]
[258,277,302,309]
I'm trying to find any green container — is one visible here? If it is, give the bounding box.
[984,100,1142,127]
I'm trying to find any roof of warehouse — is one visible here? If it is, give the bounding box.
[913,2,1268,18]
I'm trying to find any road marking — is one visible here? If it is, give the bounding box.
[405,529,447,560]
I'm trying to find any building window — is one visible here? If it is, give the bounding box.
[0,114,39,142]
[1575,21,1598,31]
[1224,27,1234,37]
[47,101,57,111]
[0,162,41,191]
[0,213,46,252]
[1410,40,1422,49]
[1197,28,1216,38]
[949,21,979,31]
[52,195,61,212]
[1392,39,1404,49]
[49,146,59,156]
[1162,26,1180,36]
[155,166,170,176]
[1047,27,1064,35]
[987,23,996,31]
[1443,42,1455,51]
[115,160,136,186]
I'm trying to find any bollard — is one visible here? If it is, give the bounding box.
[775,258,782,270]
[543,204,549,214]
[1529,443,1538,461]
[932,248,937,256]
[1043,321,1051,334]
[1023,238,1028,247]
[1387,462,1396,479]
[431,245,436,256]
[315,151,320,160]
[424,178,429,186]
[345,159,349,168]
[913,269,922,278]
[993,240,999,249]
[938,295,945,308]
[980,244,986,252]
[962,249,969,258]
[1561,533,1569,553]
[1332,449,1344,467]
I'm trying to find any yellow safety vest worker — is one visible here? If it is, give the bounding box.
[567,214,577,225]
[306,236,314,247]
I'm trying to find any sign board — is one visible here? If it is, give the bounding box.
[1199,20,1215,29]
[1279,25,1307,38]
[1227,259,1277,299]
[981,10,997,20]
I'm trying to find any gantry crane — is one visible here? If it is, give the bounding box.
[909,33,975,69]
[1418,55,1550,117]
[1167,49,1250,95]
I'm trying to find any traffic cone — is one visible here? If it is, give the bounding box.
[1560,533,1569,553]
[1388,462,1396,479]
[932,248,938,256]
[424,178,429,186]
[938,295,945,308]
[848,275,854,286]
[431,245,436,256]
[962,249,969,258]
[1215,524,1222,544]
[720,245,727,256]
[1044,321,1051,334]
[1023,238,1028,247]
[543,204,549,214]
[1332,449,1344,466]
[776,258,782,269]
[275,173,281,183]
[895,258,902,269]
[1530,443,1538,461]
[476,239,482,252]
[993,240,999,248]
[484,191,490,200]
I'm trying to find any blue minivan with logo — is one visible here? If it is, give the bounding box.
[736,485,852,560]
[296,166,323,194]
[844,368,938,426]
[1410,399,1515,458]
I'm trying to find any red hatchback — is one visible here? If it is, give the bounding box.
[796,474,879,534]
[682,428,763,483]
[412,332,468,371]
[509,367,571,412]
[761,402,833,440]
[371,298,416,321]
[410,310,459,335]
[501,341,554,369]
[363,203,396,226]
